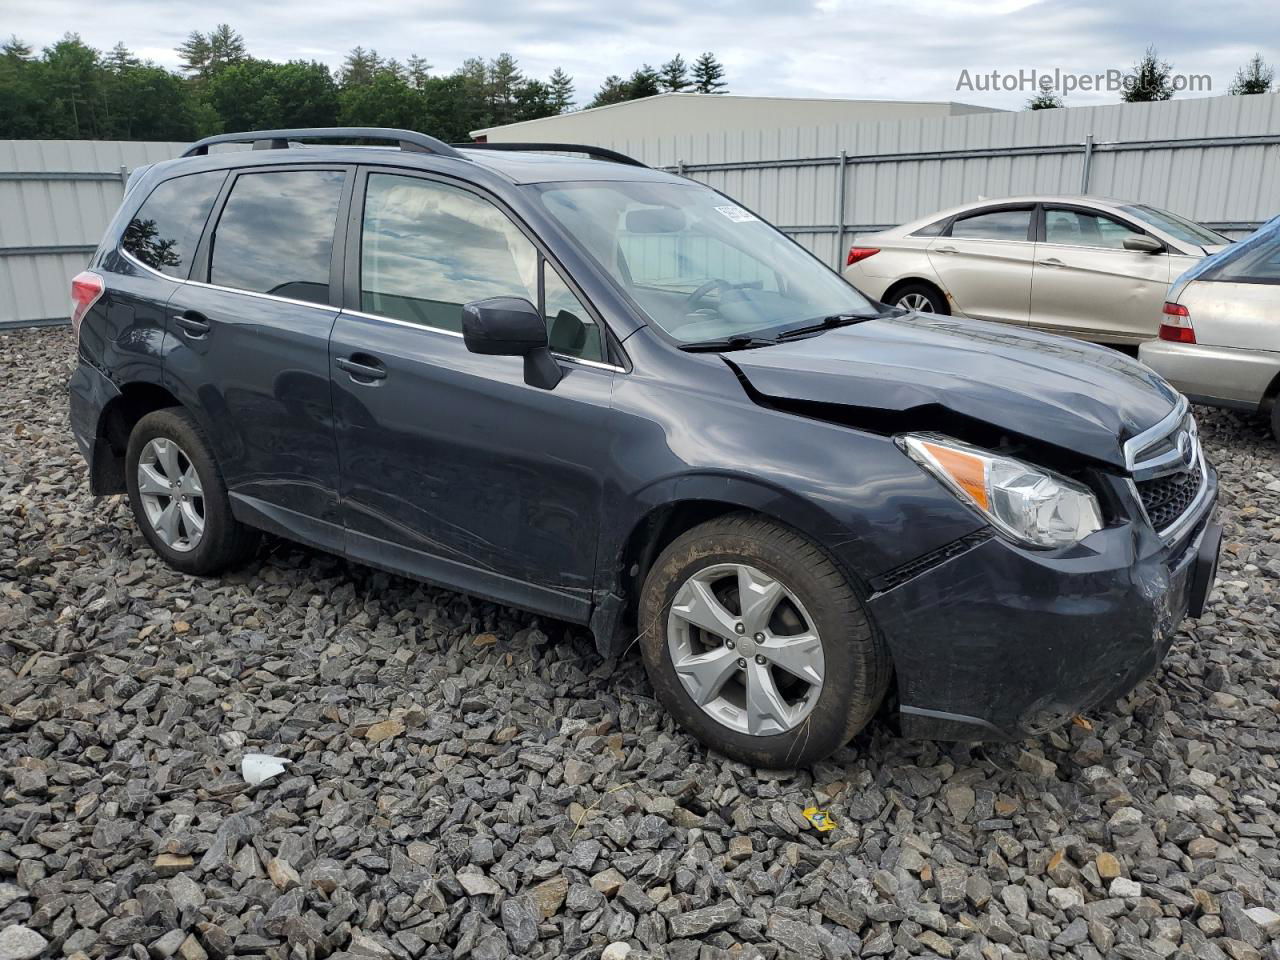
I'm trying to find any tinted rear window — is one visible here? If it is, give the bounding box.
[121,171,226,277]
[1203,242,1280,284]
[209,170,345,304]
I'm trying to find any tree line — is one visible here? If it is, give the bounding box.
[1028,46,1275,109]
[0,26,731,142]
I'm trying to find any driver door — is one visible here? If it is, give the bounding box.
[329,170,618,621]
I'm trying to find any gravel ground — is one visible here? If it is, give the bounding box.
[2,325,1279,960]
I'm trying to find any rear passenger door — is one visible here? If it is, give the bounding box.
[329,169,616,622]
[164,166,350,533]
[926,206,1035,325]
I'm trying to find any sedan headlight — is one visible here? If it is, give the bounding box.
[899,433,1103,549]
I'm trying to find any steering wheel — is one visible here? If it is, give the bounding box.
[685,278,736,313]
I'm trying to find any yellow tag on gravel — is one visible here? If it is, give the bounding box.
[803,807,836,832]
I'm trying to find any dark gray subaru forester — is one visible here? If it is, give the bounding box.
[69,127,1221,767]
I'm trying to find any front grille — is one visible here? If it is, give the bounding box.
[1135,460,1203,532]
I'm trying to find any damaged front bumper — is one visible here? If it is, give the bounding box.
[868,467,1220,741]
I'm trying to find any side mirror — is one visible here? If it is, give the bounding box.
[461,297,561,390]
[1123,235,1164,254]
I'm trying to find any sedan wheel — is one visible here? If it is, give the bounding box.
[137,437,205,552]
[667,563,824,737]
[898,292,935,313]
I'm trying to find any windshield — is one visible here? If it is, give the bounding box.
[536,180,876,343]
[1120,204,1231,248]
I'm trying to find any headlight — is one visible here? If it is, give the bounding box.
[899,433,1103,549]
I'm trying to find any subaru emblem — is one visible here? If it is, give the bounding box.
[1176,431,1194,468]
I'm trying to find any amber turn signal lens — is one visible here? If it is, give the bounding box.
[920,441,989,510]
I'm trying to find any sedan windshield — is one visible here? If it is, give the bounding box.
[537,180,876,343]
[1120,204,1231,248]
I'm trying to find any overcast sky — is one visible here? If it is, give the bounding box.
[9,0,1276,109]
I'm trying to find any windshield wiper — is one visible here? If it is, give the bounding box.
[775,313,878,341]
[678,334,779,352]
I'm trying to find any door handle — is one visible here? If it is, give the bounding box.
[336,354,387,383]
[1038,257,1066,267]
[935,245,958,254]
[173,311,211,337]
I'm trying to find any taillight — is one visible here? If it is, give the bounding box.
[846,246,880,266]
[1158,301,1195,344]
[70,271,105,344]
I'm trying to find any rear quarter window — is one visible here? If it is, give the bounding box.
[120,170,226,277]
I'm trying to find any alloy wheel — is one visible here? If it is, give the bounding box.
[898,292,934,313]
[136,437,205,552]
[666,563,824,736]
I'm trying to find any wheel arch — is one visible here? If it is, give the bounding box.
[591,474,879,658]
[90,381,183,495]
[1261,368,1280,412]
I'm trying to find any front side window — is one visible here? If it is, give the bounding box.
[209,170,345,305]
[950,209,1032,241]
[121,170,226,277]
[361,174,537,332]
[1044,209,1142,249]
[537,180,875,344]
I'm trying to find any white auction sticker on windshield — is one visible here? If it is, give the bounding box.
[715,205,758,223]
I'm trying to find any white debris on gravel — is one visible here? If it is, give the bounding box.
[241,753,290,786]
[2,326,1279,960]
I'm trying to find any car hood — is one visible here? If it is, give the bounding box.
[729,313,1180,469]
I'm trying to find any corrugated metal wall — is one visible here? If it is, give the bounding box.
[0,140,186,327]
[3,93,1279,325]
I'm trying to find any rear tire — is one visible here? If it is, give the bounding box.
[125,408,258,576]
[638,513,889,768]
[1271,401,1280,445]
[890,281,949,315]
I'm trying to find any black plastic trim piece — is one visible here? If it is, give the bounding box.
[869,529,994,594]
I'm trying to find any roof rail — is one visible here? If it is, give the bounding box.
[454,142,646,168]
[181,127,466,160]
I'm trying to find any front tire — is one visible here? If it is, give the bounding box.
[125,408,258,575]
[638,514,889,768]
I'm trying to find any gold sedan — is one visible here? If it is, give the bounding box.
[844,196,1231,345]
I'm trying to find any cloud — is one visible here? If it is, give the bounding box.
[11,0,1274,108]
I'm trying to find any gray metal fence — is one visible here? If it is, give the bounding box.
[3,93,1279,327]
[0,140,187,329]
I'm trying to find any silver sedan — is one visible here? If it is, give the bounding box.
[1140,223,1280,441]
[844,196,1230,344]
